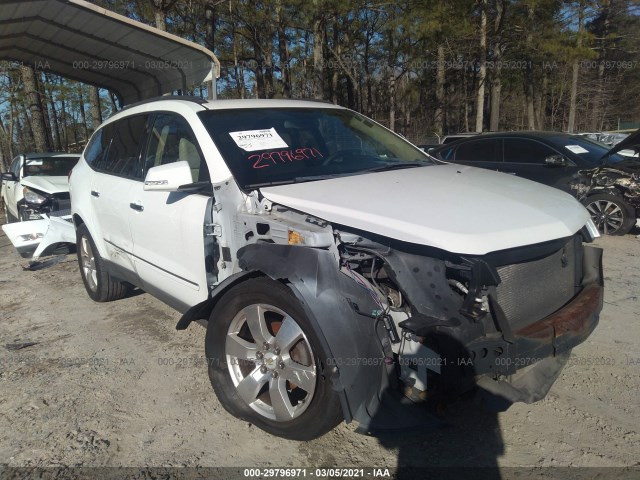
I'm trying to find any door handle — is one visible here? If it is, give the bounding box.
[129,202,144,212]
[91,190,100,197]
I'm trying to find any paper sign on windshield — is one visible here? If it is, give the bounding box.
[25,159,43,166]
[565,145,589,154]
[229,128,289,152]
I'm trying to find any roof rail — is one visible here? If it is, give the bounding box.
[118,95,209,113]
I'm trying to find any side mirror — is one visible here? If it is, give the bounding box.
[143,161,193,192]
[544,155,567,167]
[1,172,17,181]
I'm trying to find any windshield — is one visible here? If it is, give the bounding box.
[198,108,432,189]
[550,136,625,164]
[23,156,79,177]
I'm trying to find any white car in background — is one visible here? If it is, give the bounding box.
[1,152,79,222]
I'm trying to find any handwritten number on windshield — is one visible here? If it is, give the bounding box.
[249,147,324,169]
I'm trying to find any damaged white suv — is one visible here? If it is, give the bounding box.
[69,97,604,440]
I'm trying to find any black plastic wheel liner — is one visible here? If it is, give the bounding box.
[236,243,402,426]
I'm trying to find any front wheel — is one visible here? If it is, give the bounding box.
[583,194,636,236]
[76,224,128,302]
[205,277,343,440]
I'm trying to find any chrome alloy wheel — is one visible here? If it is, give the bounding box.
[586,199,624,235]
[225,303,317,422]
[80,235,98,292]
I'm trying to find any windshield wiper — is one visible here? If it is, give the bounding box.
[364,161,429,173]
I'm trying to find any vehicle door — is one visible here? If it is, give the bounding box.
[501,138,578,193]
[447,138,502,171]
[128,112,214,311]
[89,115,149,274]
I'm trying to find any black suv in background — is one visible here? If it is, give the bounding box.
[431,132,639,235]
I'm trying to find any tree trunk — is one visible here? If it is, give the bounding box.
[312,0,324,100]
[524,3,536,130]
[489,0,505,132]
[45,76,62,151]
[89,86,102,131]
[389,71,396,131]
[434,44,445,136]
[205,2,216,99]
[475,0,487,133]
[275,0,291,98]
[59,98,67,150]
[21,66,51,152]
[77,86,89,142]
[568,1,585,133]
[592,0,610,131]
[37,73,55,149]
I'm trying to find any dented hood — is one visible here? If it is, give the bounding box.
[21,175,69,194]
[260,164,590,255]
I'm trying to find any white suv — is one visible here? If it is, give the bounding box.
[70,97,604,439]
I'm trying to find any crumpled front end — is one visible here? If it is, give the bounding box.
[334,224,603,420]
[572,163,640,212]
[232,202,604,431]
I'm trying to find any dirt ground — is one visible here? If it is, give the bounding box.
[0,217,638,475]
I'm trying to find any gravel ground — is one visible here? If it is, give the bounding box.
[0,217,638,476]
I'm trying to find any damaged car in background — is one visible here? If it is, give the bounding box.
[572,129,640,236]
[1,153,79,223]
[5,98,604,440]
[431,131,640,235]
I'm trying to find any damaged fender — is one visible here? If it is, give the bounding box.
[236,243,389,425]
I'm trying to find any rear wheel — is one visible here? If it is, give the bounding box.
[583,194,635,236]
[205,277,343,440]
[76,224,127,301]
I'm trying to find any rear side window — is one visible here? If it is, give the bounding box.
[503,138,557,164]
[84,128,110,168]
[86,115,147,179]
[454,139,500,162]
[101,115,148,179]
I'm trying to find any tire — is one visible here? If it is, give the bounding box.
[583,193,636,236]
[76,224,128,302]
[205,277,343,440]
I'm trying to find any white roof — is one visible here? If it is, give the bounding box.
[0,0,220,105]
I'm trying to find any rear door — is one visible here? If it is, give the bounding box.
[501,138,578,192]
[128,112,214,311]
[89,115,149,274]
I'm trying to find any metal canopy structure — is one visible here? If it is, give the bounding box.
[0,0,220,105]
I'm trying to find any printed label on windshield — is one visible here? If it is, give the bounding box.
[565,145,589,154]
[25,159,43,166]
[229,128,289,152]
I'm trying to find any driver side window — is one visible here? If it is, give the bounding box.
[144,114,210,183]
